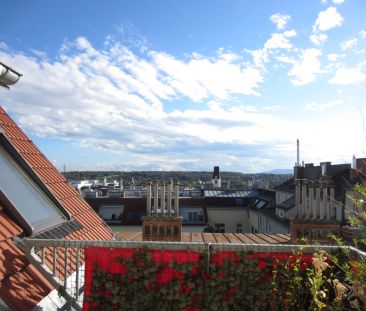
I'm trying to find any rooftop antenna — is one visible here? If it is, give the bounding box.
[296,139,300,167]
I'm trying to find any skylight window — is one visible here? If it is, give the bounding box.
[256,200,266,209]
[0,144,66,235]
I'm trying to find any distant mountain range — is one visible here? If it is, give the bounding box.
[264,169,293,175]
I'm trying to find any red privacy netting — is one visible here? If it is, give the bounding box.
[82,247,313,310]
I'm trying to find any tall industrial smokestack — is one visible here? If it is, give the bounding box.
[296,139,300,167]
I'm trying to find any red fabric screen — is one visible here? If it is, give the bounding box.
[83,247,313,310]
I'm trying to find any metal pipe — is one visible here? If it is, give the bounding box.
[41,247,45,265]
[64,247,68,289]
[146,182,151,216]
[75,248,80,302]
[52,247,56,275]
[161,182,166,216]
[168,180,173,216]
[154,181,159,216]
[174,182,179,216]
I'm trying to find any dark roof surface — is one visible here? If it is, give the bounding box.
[274,178,295,193]
[278,195,295,210]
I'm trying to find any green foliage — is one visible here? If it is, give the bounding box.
[84,248,364,310]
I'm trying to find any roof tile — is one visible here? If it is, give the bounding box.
[0,106,114,307]
[0,210,22,241]
[0,264,53,311]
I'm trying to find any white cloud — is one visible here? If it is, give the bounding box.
[288,49,322,85]
[150,51,263,100]
[360,30,366,38]
[270,13,291,30]
[310,7,343,45]
[313,7,344,32]
[340,38,357,50]
[309,33,328,45]
[305,100,342,111]
[332,0,344,3]
[0,38,267,162]
[1,34,363,172]
[327,53,341,61]
[328,67,365,84]
[264,32,294,50]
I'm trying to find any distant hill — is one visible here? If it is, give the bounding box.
[264,169,293,175]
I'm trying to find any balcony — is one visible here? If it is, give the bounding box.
[24,237,366,310]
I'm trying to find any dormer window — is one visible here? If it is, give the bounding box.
[0,144,67,235]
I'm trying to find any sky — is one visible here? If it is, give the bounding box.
[1,0,366,173]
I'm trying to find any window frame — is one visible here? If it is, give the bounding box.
[0,134,70,235]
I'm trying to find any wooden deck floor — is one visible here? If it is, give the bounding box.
[115,231,291,244]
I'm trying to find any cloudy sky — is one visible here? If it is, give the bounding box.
[1,0,366,172]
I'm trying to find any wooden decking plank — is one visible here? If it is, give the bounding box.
[202,233,217,243]
[115,231,133,240]
[223,233,242,243]
[129,231,142,241]
[278,233,291,239]
[191,232,204,242]
[243,233,267,244]
[256,233,279,244]
[267,234,289,243]
[212,233,229,243]
[180,232,192,242]
[275,234,291,242]
[234,233,256,244]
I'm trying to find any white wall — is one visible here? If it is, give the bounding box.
[249,209,289,234]
[206,207,248,233]
[180,207,205,223]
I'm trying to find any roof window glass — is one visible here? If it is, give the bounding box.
[0,145,66,234]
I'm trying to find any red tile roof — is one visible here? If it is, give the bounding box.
[0,106,114,309]
[0,206,54,310]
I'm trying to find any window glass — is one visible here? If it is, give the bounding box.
[127,212,134,221]
[214,223,225,233]
[236,223,243,233]
[0,145,65,234]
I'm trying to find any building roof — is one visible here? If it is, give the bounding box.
[274,178,295,193]
[116,231,291,244]
[0,205,54,310]
[0,106,114,310]
[204,190,249,197]
[278,195,295,211]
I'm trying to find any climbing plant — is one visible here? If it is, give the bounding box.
[83,246,363,311]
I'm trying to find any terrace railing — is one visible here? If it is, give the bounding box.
[24,238,366,310]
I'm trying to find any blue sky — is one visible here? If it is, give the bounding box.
[1,0,366,172]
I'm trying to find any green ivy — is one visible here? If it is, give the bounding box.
[85,248,361,310]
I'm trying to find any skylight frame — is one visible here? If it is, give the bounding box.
[0,136,69,235]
